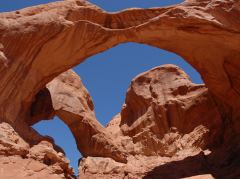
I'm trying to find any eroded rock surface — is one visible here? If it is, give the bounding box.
[0,0,239,127]
[0,0,240,178]
[47,70,127,163]
[0,122,74,179]
[119,65,222,156]
[78,65,227,178]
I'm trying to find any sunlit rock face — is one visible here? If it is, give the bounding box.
[0,122,75,179]
[0,0,240,178]
[78,65,224,178]
[119,65,222,156]
[47,70,128,163]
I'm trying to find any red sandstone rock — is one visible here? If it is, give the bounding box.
[0,0,239,178]
[47,70,128,163]
[119,65,222,156]
[0,122,74,178]
[0,0,239,127]
[78,65,224,178]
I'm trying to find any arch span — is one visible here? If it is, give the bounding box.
[0,0,240,164]
[32,41,204,167]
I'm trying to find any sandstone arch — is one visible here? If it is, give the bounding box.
[46,70,128,162]
[0,0,239,126]
[0,0,240,177]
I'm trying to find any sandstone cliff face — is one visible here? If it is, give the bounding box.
[0,0,240,178]
[78,65,225,178]
[119,65,222,156]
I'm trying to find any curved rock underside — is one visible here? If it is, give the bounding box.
[0,0,240,178]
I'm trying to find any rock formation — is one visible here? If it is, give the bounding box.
[0,0,240,178]
[0,122,74,178]
[47,70,128,163]
[78,65,225,178]
[119,65,222,156]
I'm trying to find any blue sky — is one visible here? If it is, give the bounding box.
[0,0,202,174]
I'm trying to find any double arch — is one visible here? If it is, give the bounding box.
[0,0,240,164]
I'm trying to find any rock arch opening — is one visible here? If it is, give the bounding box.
[1,0,240,178]
[32,42,205,175]
[74,42,203,126]
[33,117,81,174]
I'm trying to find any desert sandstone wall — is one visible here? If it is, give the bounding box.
[0,0,240,178]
